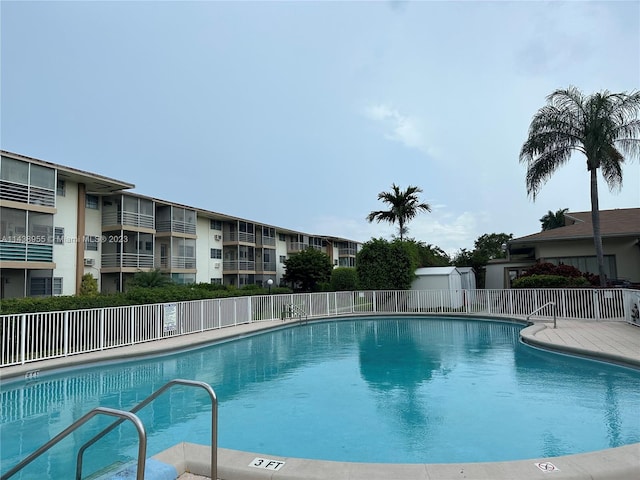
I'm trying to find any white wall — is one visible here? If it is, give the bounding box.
[195,217,223,284]
[53,181,79,295]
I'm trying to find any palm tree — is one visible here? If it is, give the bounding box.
[520,86,640,286]
[366,184,431,241]
[127,269,173,288]
[539,208,568,231]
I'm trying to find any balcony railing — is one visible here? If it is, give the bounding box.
[287,242,307,253]
[101,253,154,269]
[224,232,255,244]
[339,248,357,256]
[223,260,255,271]
[259,237,276,247]
[0,242,53,262]
[256,261,277,273]
[170,256,196,269]
[102,211,155,229]
[0,180,55,207]
[156,220,196,235]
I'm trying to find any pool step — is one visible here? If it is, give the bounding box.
[90,458,177,480]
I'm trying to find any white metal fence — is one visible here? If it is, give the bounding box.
[1,288,638,368]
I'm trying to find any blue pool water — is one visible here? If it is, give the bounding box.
[2,317,640,479]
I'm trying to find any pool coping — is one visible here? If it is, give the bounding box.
[3,314,640,480]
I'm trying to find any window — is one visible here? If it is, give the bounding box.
[210,219,222,230]
[279,255,287,263]
[53,277,63,295]
[56,179,66,196]
[278,233,286,242]
[30,277,52,296]
[210,278,222,285]
[210,248,222,259]
[86,194,99,209]
[84,235,99,251]
[54,227,65,245]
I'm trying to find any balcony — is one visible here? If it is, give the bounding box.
[156,220,196,235]
[0,242,54,262]
[102,211,154,230]
[256,261,277,273]
[223,260,256,271]
[287,242,307,253]
[224,232,255,244]
[259,236,276,247]
[101,253,154,269]
[0,181,55,208]
[339,248,357,256]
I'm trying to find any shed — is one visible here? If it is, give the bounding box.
[411,267,464,309]
[412,267,462,291]
[456,267,477,291]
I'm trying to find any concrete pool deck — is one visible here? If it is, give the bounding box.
[2,315,640,480]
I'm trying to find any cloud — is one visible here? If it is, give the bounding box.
[364,103,434,156]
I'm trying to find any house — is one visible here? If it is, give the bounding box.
[485,208,640,289]
[0,151,360,298]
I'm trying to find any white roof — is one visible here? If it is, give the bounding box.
[415,266,460,276]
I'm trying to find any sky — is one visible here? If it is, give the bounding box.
[1,0,639,257]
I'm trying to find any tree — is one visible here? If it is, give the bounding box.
[520,86,640,286]
[539,208,568,231]
[402,239,450,267]
[79,273,99,296]
[366,184,431,241]
[330,267,358,291]
[127,269,173,288]
[452,233,513,288]
[356,238,415,290]
[282,248,333,292]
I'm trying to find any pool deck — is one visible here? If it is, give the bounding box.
[2,315,640,480]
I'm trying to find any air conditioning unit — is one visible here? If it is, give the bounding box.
[214,262,220,269]
[214,234,222,241]
[84,258,95,267]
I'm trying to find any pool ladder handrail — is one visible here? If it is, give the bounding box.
[0,407,147,480]
[1,379,218,480]
[526,301,557,328]
[288,303,308,324]
[76,379,217,480]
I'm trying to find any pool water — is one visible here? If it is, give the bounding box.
[2,317,640,478]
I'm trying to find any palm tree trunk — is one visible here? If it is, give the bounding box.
[589,168,607,287]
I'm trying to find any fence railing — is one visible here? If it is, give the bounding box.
[1,288,637,368]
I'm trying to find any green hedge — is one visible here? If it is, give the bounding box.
[0,283,293,315]
[511,274,590,288]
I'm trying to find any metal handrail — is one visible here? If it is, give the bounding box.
[1,407,146,480]
[289,303,308,325]
[76,379,217,480]
[526,301,557,328]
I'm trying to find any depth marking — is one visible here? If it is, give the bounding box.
[535,461,560,472]
[249,457,285,471]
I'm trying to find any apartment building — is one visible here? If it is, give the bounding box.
[0,151,360,298]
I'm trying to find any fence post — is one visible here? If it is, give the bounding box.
[64,311,69,357]
[130,306,136,345]
[593,289,601,321]
[20,314,26,365]
[100,308,105,351]
[200,299,205,332]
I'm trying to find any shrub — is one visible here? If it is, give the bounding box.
[330,268,358,291]
[79,273,99,296]
[512,274,590,288]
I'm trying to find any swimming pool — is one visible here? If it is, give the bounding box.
[2,316,640,479]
